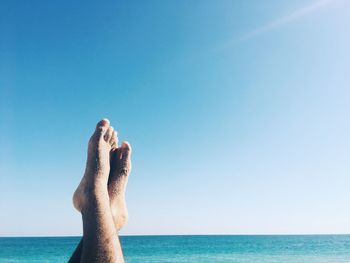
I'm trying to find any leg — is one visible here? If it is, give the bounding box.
[69,119,125,263]
[80,184,122,262]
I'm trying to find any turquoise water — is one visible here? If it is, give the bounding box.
[1,235,350,262]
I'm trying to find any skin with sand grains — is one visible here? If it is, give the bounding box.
[69,119,132,263]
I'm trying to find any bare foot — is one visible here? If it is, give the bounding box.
[73,119,115,212]
[108,138,132,231]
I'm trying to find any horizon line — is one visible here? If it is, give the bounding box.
[2,233,350,238]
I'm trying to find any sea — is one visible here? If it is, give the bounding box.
[0,235,350,262]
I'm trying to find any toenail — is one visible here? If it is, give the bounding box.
[101,118,110,125]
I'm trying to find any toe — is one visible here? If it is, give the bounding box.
[110,131,118,149]
[96,118,110,128]
[93,118,110,137]
[104,126,114,142]
[121,141,131,153]
[118,141,132,175]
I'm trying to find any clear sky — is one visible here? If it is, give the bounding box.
[1,0,350,236]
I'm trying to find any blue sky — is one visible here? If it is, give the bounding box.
[1,0,350,236]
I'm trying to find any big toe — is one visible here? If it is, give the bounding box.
[121,141,132,155]
[109,141,132,178]
[119,142,132,175]
[97,118,110,127]
[92,118,110,138]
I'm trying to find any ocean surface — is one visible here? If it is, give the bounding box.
[0,235,350,262]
